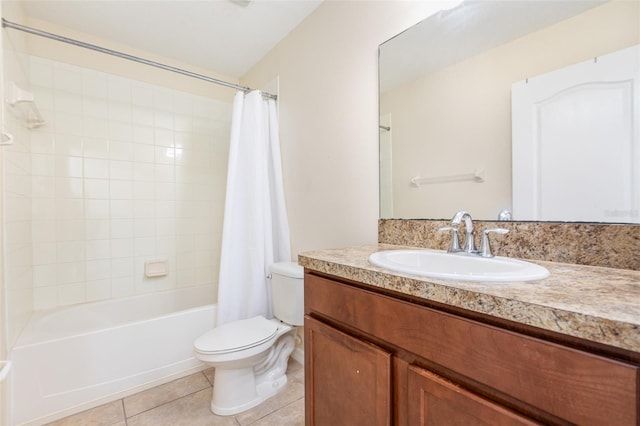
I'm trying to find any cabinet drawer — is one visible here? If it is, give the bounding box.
[305,273,639,425]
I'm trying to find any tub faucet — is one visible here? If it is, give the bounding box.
[451,210,477,254]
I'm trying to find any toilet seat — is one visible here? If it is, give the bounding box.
[194,315,278,355]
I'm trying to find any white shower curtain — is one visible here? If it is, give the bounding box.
[216,90,291,326]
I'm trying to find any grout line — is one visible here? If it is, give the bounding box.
[201,369,215,387]
[120,399,128,425]
[123,384,211,421]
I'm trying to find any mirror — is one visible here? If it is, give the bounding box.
[379,0,640,222]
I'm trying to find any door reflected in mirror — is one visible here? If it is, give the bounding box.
[379,0,640,223]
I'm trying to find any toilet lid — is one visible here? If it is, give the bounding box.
[194,315,279,354]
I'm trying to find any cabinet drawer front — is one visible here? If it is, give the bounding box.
[408,365,540,426]
[304,315,392,426]
[305,274,639,425]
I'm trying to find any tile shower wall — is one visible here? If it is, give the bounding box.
[21,56,230,309]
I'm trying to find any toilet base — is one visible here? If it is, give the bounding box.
[211,372,289,416]
[209,330,296,416]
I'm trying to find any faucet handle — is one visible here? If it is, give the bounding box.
[438,226,461,253]
[479,228,509,258]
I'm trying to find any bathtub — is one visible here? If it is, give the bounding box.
[10,286,216,426]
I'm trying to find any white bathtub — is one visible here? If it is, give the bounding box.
[10,286,216,426]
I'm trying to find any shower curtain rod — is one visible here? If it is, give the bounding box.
[1,18,277,101]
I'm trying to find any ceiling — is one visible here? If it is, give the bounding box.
[18,0,323,78]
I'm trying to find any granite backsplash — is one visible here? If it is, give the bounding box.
[379,219,640,271]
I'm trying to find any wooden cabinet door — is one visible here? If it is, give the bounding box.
[304,315,392,426]
[407,365,539,426]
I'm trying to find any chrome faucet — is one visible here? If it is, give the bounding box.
[451,210,476,254]
[439,211,476,254]
[439,210,510,257]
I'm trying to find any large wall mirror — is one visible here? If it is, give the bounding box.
[379,0,640,223]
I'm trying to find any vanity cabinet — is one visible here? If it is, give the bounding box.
[304,272,639,426]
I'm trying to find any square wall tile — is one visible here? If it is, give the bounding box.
[84,137,109,159]
[111,238,135,258]
[85,179,110,199]
[53,64,82,93]
[86,240,111,260]
[154,128,174,146]
[111,219,134,239]
[108,76,132,102]
[110,122,133,141]
[110,141,133,161]
[110,199,133,219]
[86,259,111,281]
[133,143,155,163]
[82,72,108,98]
[58,282,85,306]
[56,220,85,241]
[55,177,83,198]
[84,114,109,135]
[34,286,58,310]
[56,261,84,284]
[55,111,83,136]
[57,241,85,262]
[134,218,155,237]
[54,134,82,156]
[33,242,57,265]
[30,57,53,87]
[111,276,135,298]
[132,83,154,107]
[111,257,134,277]
[110,160,133,180]
[33,264,57,287]
[85,199,110,220]
[31,153,56,176]
[86,279,111,302]
[86,220,110,240]
[110,180,133,199]
[84,158,109,179]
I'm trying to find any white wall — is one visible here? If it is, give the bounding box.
[241,1,450,257]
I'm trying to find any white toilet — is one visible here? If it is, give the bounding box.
[193,262,304,416]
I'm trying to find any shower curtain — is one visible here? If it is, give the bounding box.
[216,90,291,326]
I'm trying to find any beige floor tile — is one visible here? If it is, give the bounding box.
[46,400,125,426]
[286,360,304,384]
[127,388,238,426]
[249,398,305,426]
[123,372,211,417]
[235,378,304,425]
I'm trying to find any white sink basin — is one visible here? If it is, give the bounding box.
[368,249,549,282]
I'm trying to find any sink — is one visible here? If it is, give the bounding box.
[368,249,549,282]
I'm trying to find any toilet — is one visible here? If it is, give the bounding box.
[193,262,304,416]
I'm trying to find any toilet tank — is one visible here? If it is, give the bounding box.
[270,262,304,326]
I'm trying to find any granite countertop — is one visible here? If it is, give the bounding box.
[298,244,640,353]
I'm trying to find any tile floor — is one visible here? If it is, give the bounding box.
[46,360,304,426]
